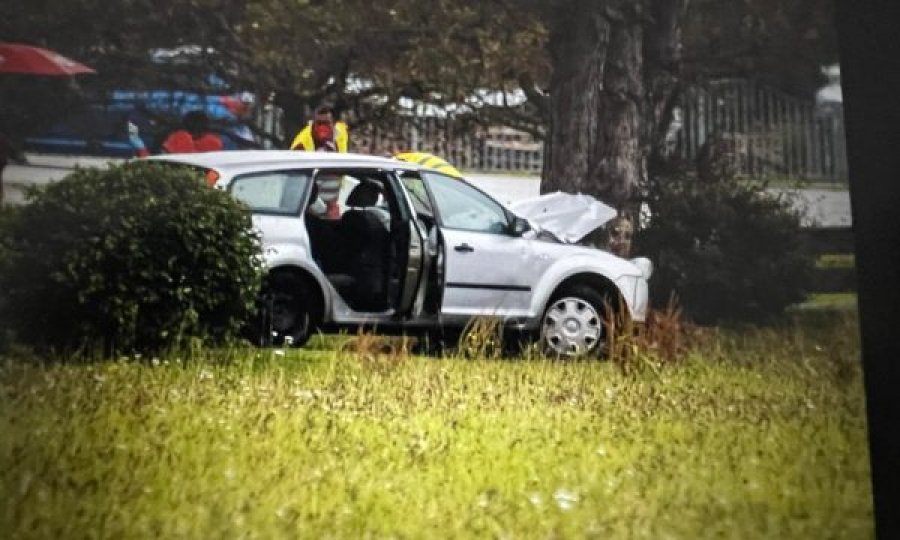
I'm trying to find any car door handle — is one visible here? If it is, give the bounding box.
[454,243,475,253]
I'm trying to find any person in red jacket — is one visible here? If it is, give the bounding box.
[160,110,224,154]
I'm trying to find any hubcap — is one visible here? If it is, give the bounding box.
[542,297,603,357]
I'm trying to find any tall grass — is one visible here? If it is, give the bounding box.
[0,310,872,539]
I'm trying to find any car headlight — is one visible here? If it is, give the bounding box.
[629,257,653,280]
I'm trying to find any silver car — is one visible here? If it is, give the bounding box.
[150,151,652,357]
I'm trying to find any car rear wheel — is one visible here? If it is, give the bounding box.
[541,285,612,358]
[254,272,317,348]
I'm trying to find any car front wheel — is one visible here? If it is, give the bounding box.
[541,285,612,358]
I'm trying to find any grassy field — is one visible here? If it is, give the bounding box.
[1,311,872,539]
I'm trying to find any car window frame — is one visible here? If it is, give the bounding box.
[312,167,408,224]
[397,169,436,220]
[418,170,515,236]
[228,168,314,217]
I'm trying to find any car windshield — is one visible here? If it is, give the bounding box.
[229,170,311,215]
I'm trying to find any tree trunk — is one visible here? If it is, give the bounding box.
[274,92,306,149]
[541,1,645,212]
[540,0,687,209]
[643,0,688,175]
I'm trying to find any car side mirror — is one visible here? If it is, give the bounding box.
[510,216,531,236]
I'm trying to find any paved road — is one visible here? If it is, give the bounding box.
[774,188,853,228]
[467,174,852,228]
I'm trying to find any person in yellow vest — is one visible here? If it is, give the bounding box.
[290,106,349,218]
[289,105,349,153]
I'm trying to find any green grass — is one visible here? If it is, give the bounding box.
[816,254,856,269]
[791,293,859,311]
[1,312,872,539]
[808,293,858,307]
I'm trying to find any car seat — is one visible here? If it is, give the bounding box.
[341,181,391,311]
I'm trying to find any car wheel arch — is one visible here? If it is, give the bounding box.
[265,265,327,325]
[545,272,625,318]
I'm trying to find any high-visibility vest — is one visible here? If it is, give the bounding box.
[290,121,349,152]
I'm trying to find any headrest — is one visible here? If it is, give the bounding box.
[346,181,380,207]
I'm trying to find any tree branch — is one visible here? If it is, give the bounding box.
[517,71,548,118]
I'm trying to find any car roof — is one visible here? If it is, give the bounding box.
[145,150,427,174]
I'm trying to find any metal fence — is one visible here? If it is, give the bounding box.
[253,102,545,173]
[673,80,848,183]
[253,79,848,182]
[347,116,545,174]
[252,102,286,149]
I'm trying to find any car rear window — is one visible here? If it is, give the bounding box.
[229,170,311,215]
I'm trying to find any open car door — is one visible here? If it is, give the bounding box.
[305,168,429,316]
[394,170,442,318]
[387,171,432,318]
[418,171,545,321]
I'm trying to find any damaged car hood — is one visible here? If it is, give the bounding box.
[508,191,617,244]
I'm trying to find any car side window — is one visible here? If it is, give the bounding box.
[423,171,509,234]
[399,172,434,217]
[230,170,310,215]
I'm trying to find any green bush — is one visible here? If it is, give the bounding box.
[636,156,815,325]
[0,162,264,355]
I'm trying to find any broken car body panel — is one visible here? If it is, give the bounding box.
[507,191,618,244]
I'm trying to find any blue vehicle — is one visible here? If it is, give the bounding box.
[24,90,259,157]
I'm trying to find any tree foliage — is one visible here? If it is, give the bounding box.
[683,0,838,97]
[1,1,837,136]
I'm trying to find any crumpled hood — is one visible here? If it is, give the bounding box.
[507,191,617,244]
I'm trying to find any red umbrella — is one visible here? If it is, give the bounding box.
[0,42,95,76]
